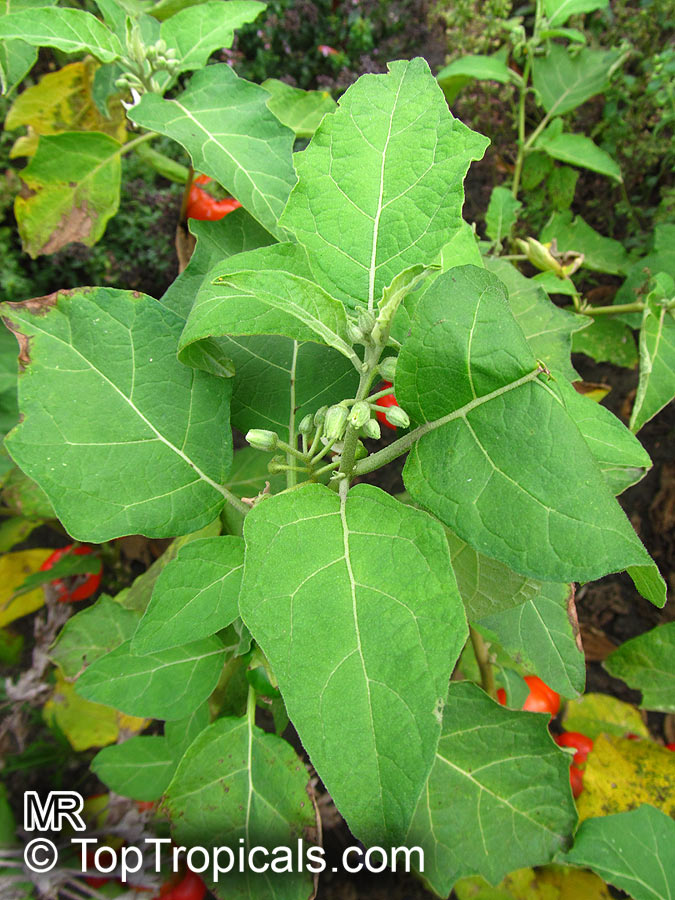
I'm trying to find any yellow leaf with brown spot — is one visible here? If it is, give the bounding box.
[0,548,52,627]
[6,59,126,158]
[577,733,675,822]
[43,671,148,751]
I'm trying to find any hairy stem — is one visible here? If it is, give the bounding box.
[470,626,496,699]
[580,301,645,316]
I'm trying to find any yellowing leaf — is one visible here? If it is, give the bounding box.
[563,692,649,740]
[455,865,611,899]
[6,59,126,158]
[577,733,675,822]
[0,548,52,627]
[44,671,148,751]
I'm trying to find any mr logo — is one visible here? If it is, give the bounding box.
[24,791,86,832]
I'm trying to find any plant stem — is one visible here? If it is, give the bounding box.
[179,165,195,226]
[286,341,299,489]
[470,626,496,698]
[209,655,244,718]
[353,366,543,476]
[220,486,250,517]
[580,301,645,316]
[119,131,155,157]
[512,55,532,200]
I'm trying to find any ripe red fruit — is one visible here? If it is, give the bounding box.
[522,675,560,716]
[39,544,102,602]
[187,175,241,221]
[161,871,207,900]
[569,765,584,798]
[496,688,507,705]
[666,743,675,751]
[554,731,594,766]
[375,382,399,431]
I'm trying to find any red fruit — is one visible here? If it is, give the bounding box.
[161,871,207,900]
[554,731,594,766]
[187,175,241,221]
[375,382,399,431]
[666,743,675,751]
[522,675,560,716]
[40,544,102,603]
[569,765,584,798]
[496,688,507,705]
[626,733,641,741]
[84,850,110,888]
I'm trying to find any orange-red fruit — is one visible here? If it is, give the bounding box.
[569,765,585,798]
[375,382,399,431]
[187,175,241,221]
[161,871,207,900]
[496,688,507,705]
[554,731,594,766]
[522,675,560,716]
[666,743,675,751]
[40,544,102,602]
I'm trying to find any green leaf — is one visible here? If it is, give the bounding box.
[76,636,227,720]
[604,622,675,713]
[280,57,488,308]
[546,164,579,212]
[241,483,467,845]
[161,212,274,320]
[562,692,649,740]
[532,46,619,117]
[446,529,541,621]
[129,65,296,239]
[397,266,662,601]
[160,1,264,75]
[220,447,285,536]
[437,54,515,103]
[262,78,337,139]
[532,271,579,298]
[407,682,577,895]
[163,716,315,899]
[0,41,36,95]
[2,288,232,543]
[92,736,177,802]
[485,258,587,383]
[0,7,122,62]
[630,286,675,433]
[563,805,675,900]
[485,186,522,244]
[541,211,629,276]
[15,131,122,257]
[544,0,608,26]
[478,582,585,698]
[132,536,244,655]
[164,702,210,758]
[553,377,651,494]
[536,128,621,182]
[1,467,54,520]
[571,316,638,369]
[49,595,140,679]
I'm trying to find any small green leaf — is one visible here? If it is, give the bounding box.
[160,1,265,75]
[49,596,140,678]
[0,7,123,62]
[262,78,337,138]
[15,132,122,257]
[532,46,620,117]
[0,41,36,95]
[132,536,244,655]
[571,316,638,369]
[437,54,515,103]
[604,622,675,713]
[163,717,316,899]
[536,127,621,182]
[541,211,629,276]
[485,186,522,244]
[630,284,675,433]
[129,65,296,239]
[407,682,577,895]
[92,736,176,801]
[76,636,227,720]
[241,483,467,845]
[562,805,675,900]
[544,0,608,27]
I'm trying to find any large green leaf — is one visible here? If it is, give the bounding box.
[163,716,316,900]
[262,78,337,139]
[563,805,675,900]
[541,211,629,276]
[486,258,587,382]
[76,636,227,720]
[0,7,122,62]
[397,266,664,604]
[478,582,585,698]
[132,536,244,655]
[604,622,675,713]
[91,736,177,802]
[160,1,264,74]
[544,0,608,27]
[535,125,621,182]
[49,594,141,678]
[630,282,675,433]
[1,288,232,542]
[15,131,122,257]
[532,46,619,117]
[241,483,467,845]
[130,65,296,239]
[280,57,488,308]
[407,682,577,895]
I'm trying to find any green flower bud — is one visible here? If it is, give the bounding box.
[298,414,314,435]
[378,356,397,382]
[347,321,365,344]
[357,309,376,336]
[246,429,278,451]
[313,405,328,426]
[385,405,410,428]
[324,405,349,442]
[360,418,381,440]
[267,454,286,474]
[349,401,370,429]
